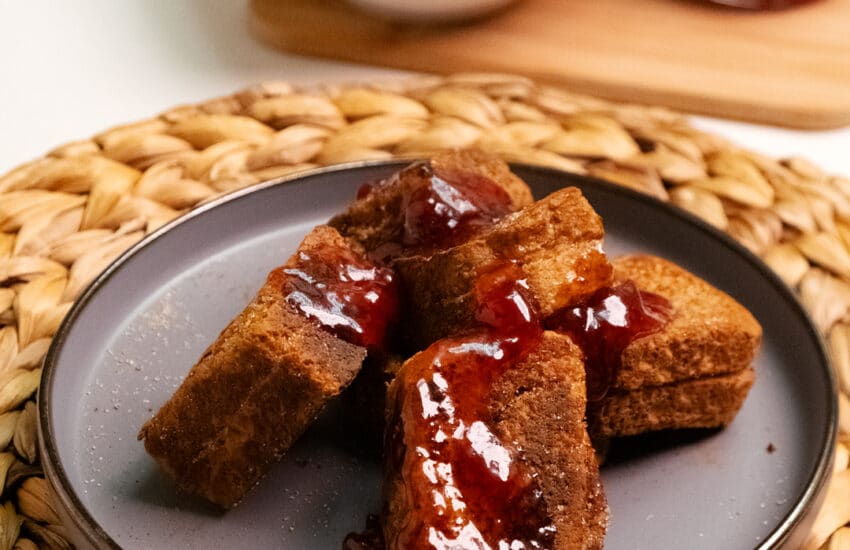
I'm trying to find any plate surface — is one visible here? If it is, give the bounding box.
[40,163,836,549]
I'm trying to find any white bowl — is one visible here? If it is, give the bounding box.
[347,0,517,22]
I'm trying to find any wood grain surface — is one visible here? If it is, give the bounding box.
[249,0,850,129]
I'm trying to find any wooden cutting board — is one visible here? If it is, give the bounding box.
[249,0,850,129]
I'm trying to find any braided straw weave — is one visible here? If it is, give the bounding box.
[0,73,848,549]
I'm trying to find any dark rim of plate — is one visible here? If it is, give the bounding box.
[37,160,838,550]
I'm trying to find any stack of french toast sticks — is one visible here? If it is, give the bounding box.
[139,149,762,549]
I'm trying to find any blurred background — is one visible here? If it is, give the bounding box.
[0,1,847,175]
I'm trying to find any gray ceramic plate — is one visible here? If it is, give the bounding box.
[39,162,836,550]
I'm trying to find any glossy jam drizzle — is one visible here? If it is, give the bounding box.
[361,162,514,260]
[281,240,399,349]
[547,281,673,401]
[401,163,514,252]
[356,181,379,200]
[389,262,555,549]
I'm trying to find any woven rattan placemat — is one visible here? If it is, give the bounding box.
[0,73,848,549]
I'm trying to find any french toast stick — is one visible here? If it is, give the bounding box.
[589,368,755,438]
[329,148,534,257]
[584,255,761,438]
[611,255,762,391]
[395,186,613,349]
[139,226,391,507]
[383,332,607,550]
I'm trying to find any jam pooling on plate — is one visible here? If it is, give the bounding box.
[281,238,399,349]
[388,262,556,549]
[547,281,673,401]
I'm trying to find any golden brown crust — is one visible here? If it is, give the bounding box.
[589,368,755,439]
[432,148,535,209]
[613,255,762,390]
[328,148,533,254]
[383,332,607,549]
[138,226,367,508]
[489,332,607,550]
[395,187,612,349]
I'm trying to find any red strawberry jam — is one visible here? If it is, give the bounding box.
[356,182,377,200]
[387,262,556,549]
[281,239,399,349]
[400,162,514,252]
[360,161,515,261]
[547,281,673,401]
